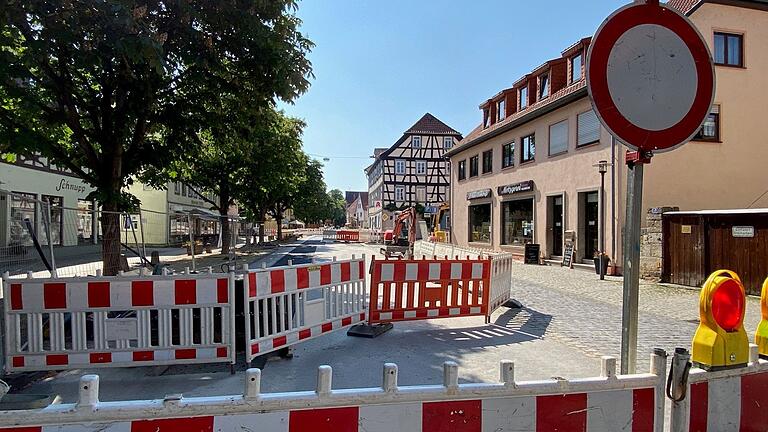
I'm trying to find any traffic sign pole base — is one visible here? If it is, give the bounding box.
[347,323,393,338]
[503,299,523,309]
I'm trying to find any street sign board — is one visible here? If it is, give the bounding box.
[587,1,715,152]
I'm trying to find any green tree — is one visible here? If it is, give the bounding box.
[292,159,331,225]
[236,110,307,243]
[327,189,347,227]
[0,1,312,274]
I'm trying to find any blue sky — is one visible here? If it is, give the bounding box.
[280,0,627,192]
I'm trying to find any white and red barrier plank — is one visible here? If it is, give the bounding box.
[241,257,367,363]
[0,353,666,432]
[2,272,236,373]
[368,258,491,325]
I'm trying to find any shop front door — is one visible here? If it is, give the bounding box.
[552,196,563,256]
[584,192,599,260]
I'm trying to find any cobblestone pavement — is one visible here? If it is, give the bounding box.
[509,262,762,371]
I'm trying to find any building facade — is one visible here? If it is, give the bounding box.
[1,155,97,249]
[366,113,461,231]
[345,191,368,228]
[446,0,768,271]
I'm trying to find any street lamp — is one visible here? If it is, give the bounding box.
[596,160,609,280]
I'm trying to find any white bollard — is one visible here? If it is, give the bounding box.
[500,360,515,386]
[601,356,617,379]
[77,375,100,409]
[245,368,261,399]
[443,361,459,391]
[382,363,398,392]
[316,365,333,396]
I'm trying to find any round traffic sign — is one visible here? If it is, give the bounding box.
[587,1,715,152]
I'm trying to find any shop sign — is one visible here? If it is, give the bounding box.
[55,178,88,194]
[423,205,438,214]
[466,189,492,200]
[498,180,534,196]
[732,226,755,238]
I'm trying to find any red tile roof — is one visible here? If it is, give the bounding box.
[665,0,700,14]
[405,113,462,136]
[448,80,588,156]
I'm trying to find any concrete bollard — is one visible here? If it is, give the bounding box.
[500,360,515,386]
[382,363,398,392]
[443,361,459,392]
[77,375,100,409]
[316,365,333,396]
[244,368,261,399]
[601,356,617,379]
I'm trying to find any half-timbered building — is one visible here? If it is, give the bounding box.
[365,113,462,231]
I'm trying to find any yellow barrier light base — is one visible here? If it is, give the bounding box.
[691,270,749,370]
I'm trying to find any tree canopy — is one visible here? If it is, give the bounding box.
[0,0,313,273]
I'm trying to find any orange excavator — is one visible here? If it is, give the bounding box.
[380,207,417,258]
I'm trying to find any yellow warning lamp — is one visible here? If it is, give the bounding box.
[692,270,749,370]
[755,276,768,358]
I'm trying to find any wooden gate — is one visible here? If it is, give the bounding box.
[662,214,706,287]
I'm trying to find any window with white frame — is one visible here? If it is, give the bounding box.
[412,136,421,148]
[416,186,426,204]
[416,160,426,175]
[395,186,405,202]
[395,160,406,174]
[443,137,453,149]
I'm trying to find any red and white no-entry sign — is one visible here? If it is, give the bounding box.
[587,0,715,152]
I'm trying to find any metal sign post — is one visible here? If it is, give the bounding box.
[587,0,715,374]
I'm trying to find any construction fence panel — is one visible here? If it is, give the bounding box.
[0,352,667,432]
[1,271,236,373]
[322,230,337,242]
[669,348,768,432]
[368,257,492,324]
[241,257,367,363]
[488,253,514,316]
[334,230,360,242]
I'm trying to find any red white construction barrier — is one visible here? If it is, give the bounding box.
[241,257,367,362]
[368,257,491,324]
[335,230,360,242]
[322,229,337,242]
[669,346,768,432]
[0,352,667,432]
[1,271,236,372]
[488,253,514,313]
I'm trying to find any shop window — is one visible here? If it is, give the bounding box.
[458,160,466,180]
[502,142,515,168]
[577,110,600,146]
[501,199,534,246]
[549,120,569,155]
[714,32,743,67]
[469,155,479,177]
[469,203,491,243]
[693,105,720,142]
[482,150,493,174]
[10,192,37,246]
[521,134,535,163]
[41,195,63,246]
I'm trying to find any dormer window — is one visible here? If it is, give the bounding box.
[483,108,491,128]
[570,52,583,83]
[412,136,421,148]
[539,73,549,100]
[497,100,506,121]
[519,87,528,110]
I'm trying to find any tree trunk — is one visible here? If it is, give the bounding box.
[219,185,231,255]
[101,200,122,276]
[276,208,283,241]
[258,208,266,244]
